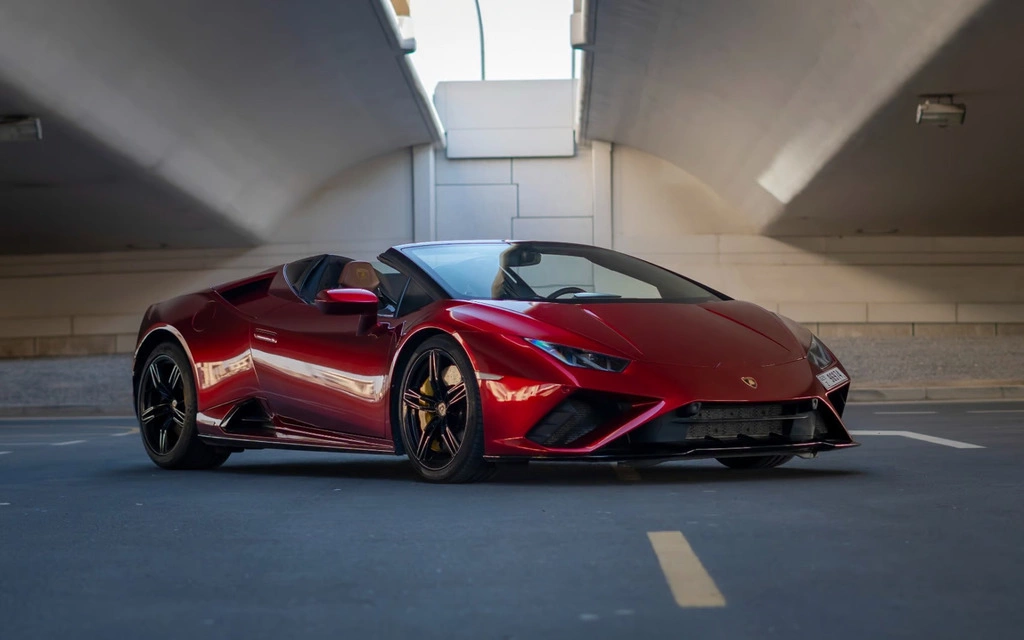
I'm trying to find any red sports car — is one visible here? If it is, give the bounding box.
[132,240,857,482]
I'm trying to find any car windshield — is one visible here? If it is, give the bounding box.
[401,242,725,303]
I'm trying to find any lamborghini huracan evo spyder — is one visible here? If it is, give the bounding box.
[132,240,857,482]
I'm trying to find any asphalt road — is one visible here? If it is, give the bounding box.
[2,401,1023,640]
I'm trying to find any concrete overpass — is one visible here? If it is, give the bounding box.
[576,0,1023,236]
[0,0,440,254]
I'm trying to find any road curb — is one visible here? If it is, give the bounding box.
[849,385,1024,403]
[0,404,131,418]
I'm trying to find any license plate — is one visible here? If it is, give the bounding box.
[816,367,849,390]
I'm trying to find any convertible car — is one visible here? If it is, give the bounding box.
[132,240,857,482]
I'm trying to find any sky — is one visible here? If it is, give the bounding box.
[408,0,576,95]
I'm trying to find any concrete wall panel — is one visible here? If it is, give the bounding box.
[512,218,593,244]
[436,155,511,185]
[435,185,518,240]
[513,152,594,218]
[436,80,577,159]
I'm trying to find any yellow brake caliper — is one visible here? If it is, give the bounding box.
[418,377,443,452]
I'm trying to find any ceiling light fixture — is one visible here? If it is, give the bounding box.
[0,115,42,142]
[915,95,965,127]
[0,115,43,142]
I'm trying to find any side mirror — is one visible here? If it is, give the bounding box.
[315,288,378,318]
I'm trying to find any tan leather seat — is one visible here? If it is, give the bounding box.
[337,260,380,290]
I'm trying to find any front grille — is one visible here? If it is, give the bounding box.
[625,401,830,446]
[681,404,789,439]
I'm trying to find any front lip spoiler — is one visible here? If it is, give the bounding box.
[483,440,859,462]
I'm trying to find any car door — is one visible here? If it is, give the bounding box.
[250,259,406,439]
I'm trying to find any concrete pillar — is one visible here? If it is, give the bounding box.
[412,144,436,242]
[591,140,612,248]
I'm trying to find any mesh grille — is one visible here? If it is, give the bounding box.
[671,403,810,440]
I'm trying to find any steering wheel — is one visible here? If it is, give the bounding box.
[547,286,588,299]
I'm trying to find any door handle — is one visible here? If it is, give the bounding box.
[253,329,278,344]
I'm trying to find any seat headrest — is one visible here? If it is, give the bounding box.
[337,260,380,291]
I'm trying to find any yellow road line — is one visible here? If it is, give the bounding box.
[612,462,641,482]
[647,531,726,608]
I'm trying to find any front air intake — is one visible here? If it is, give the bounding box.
[526,392,632,447]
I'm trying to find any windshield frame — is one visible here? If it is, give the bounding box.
[392,241,730,304]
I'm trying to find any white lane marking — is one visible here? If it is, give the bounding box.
[0,502,9,506]
[850,430,984,449]
[966,409,1024,414]
[111,428,139,437]
[0,451,10,455]
[873,411,936,415]
[51,440,87,446]
[612,462,641,482]
[648,531,726,608]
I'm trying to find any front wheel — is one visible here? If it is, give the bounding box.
[397,336,494,483]
[137,343,230,470]
[716,455,793,470]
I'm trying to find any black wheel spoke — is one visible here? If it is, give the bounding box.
[148,362,167,397]
[428,350,441,391]
[403,388,436,412]
[167,366,182,395]
[415,417,443,459]
[445,381,467,406]
[158,428,168,454]
[441,426,460,455]
[171,405,186,427]
[140,404,163,425]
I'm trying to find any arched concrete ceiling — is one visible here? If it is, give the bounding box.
[772,0,1024,236]
[0,0,441,254]
[579,0,1004,236]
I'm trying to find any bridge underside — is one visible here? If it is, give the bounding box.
[0,0,440,254]
[579,0,1023,236]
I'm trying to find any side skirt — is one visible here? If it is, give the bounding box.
[199,398,397,455]
[200,435,400,455]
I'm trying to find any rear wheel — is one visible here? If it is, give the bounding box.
[397,336,494,483]
[137,343,230,470]
[716,455,793,470]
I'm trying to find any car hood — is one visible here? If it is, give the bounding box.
[472,299,806,368]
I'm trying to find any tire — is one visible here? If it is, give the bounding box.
[716,455,793,470]
[137,343,230,470]
[396,335,495,483]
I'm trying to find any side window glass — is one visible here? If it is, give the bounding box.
[373,262,409,317]
[397,278,434,317]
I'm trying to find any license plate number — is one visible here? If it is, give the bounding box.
[816,367,849,390]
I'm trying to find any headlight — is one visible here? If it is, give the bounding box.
[807,335,835,370]
[525,339,630,372]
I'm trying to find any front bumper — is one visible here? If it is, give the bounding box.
[475,350,855,458]
[484,440,859,462]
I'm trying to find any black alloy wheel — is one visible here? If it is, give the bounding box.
[139,354,186,455]
[398,336,494,483]
[137,343,230,470]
